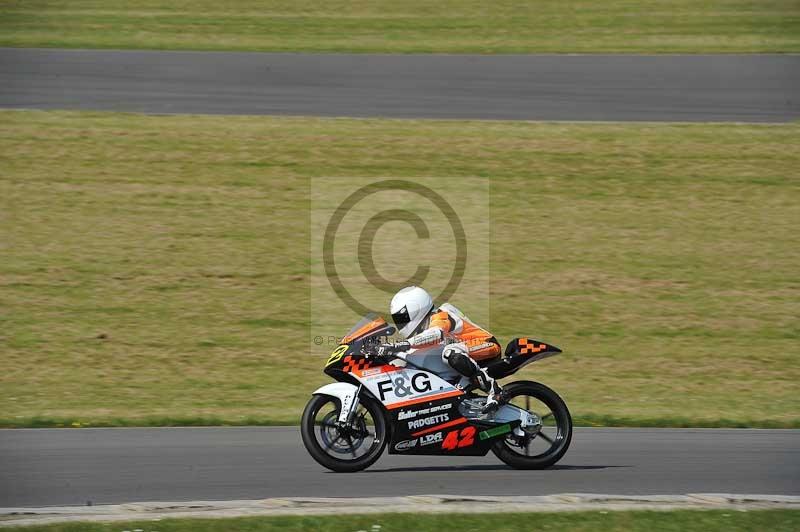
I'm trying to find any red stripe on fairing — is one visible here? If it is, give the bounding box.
[411,416,468,437]
[353,363,402,378]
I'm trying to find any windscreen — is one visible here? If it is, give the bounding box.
[342,313,392,343]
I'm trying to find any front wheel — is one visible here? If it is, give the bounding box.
[300,393,387,472]
[490,380,572,469]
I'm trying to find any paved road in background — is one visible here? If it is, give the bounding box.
[1,49,798,122]
[1,427,797,507]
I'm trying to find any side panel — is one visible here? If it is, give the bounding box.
[354,365,464,410]
[388,395,485,455]
[387,395,518,456]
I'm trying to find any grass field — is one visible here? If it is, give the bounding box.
[4,510,799,532]
[1,0,798,54]
[0,110,798,428]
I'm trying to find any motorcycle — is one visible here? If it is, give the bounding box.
[301,313,572,472]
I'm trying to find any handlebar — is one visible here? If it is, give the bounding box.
[358,341,430,372]
[359,340,381,358]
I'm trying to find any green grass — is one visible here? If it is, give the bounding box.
[4,511,799,532]
[1,0,799,54]
[0,110,798,428]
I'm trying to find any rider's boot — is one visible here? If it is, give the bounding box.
[443,344,503,414]
[474,368,502,414]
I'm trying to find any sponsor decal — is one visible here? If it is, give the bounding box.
[420,431,444,446]
[397,403,451,421]
[411,416,468,437]
[408,413,450,430]
[338,393,355,422]
[394,439,418,451]
[361,367,383,377]
[478,423,512,441]
[376,372,433,401]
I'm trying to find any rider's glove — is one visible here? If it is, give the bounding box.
[393,341,411,353]
[377,341,411,357]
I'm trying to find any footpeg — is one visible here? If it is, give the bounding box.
[481,395,501,414]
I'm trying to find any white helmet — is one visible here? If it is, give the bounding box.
[390,286,434,338]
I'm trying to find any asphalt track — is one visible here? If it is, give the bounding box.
[1,427,797,507]
[1,49,798,122]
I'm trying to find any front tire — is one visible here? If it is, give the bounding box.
[300,393,387,472]
[490,380,572,469]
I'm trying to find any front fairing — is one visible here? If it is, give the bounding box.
[323,313,394,378]
[324,314,464,410]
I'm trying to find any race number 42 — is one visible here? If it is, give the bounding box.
[442,426,476,450]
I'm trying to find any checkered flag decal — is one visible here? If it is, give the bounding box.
[342,355,373,374]
[517,338,547,355]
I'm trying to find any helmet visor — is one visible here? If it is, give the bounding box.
[391,306,410,332]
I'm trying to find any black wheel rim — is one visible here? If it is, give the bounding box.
[312,397,379,461]
[501,390,568,459]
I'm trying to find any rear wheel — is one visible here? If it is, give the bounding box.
[300,393,387,472]
[490,380,572,469]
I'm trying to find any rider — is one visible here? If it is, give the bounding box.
[382,286,503,413]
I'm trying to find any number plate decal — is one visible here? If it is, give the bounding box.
[326,344,349,367]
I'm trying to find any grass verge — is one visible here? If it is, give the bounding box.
[3,510,799,532]
[0,110,798,428]
[1,1,798,54]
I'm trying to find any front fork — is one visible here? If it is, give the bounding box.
[336,384,362,425]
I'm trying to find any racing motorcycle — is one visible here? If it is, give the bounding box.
[301,314,572,472]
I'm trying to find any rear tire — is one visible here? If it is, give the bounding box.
[490,380,572,469]
[300,393,387,473]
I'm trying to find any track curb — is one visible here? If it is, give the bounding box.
[1,494,798,527]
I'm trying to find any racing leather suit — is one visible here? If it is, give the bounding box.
[403,304,502,410]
